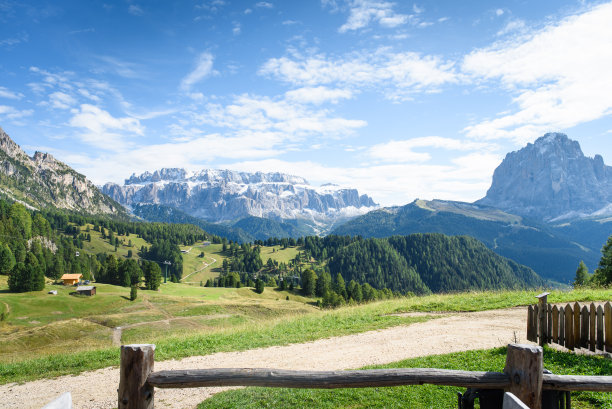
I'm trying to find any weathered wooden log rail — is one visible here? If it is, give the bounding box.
[118,343,612,409]
[527,292,612,352]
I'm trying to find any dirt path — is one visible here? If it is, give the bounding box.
[181,257,217,282]
[0,307,530,409]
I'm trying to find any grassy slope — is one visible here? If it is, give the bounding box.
[180,243,228,284]
[260,245,301,264]
[1,284,612,384]
[198,347,612,409]
[77,223,149,261]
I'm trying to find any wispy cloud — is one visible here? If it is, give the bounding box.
[0,86,24,100]
[255,2,274,9]
[285,86,353,105]
[0,105,33,120]
[0,32,28,48]
[369,136,495,163]
[68,104,143,150]
[260,48,458,101]
[180,52,215,92]
[128,4,144,16]
[323,0,411,33]
[462,2,612,143]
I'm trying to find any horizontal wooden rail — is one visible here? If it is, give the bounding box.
[147,368,512,389]
[542,374,612,392]
[146,368,612,393]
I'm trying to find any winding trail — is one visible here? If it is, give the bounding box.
[0,307,530,409]
[181,257,217,283]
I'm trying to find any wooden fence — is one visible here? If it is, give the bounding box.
[117,343,612,409]
[527,293,612,352]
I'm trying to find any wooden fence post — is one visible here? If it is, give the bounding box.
[118,344,155,409]
[590,303,596,352]
[597,305,604,351]
[552,306,559,344]
[605,302,612,353]
[504,344,543,409]
[536,293,549,347]
[574,302,581,348]
[581,305,589,349]
[559,306,565,346]
[565,304,574,351]
[527,305,535,342]
[547,304,552,343]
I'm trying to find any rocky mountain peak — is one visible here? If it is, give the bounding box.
[477,133,612,221]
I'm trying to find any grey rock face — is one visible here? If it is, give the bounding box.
[0,127,124,215]
[477,133,612,221]
[103,168,378,224]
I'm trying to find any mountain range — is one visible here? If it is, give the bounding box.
[102,168,377,235]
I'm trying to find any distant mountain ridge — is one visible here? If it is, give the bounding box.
[477,132,612,221]
[103,168,378,235]
[0,127,125,216]
[331,198,600,283]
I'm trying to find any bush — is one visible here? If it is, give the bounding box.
[255,278,265,294]
[130,285,138,301]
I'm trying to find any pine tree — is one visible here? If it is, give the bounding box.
[0,244,15,275]
[573,260,589,287]
[593,235,612,285]
[301,269,317,296]
[255,278,265,294]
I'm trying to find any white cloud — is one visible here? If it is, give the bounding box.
[285,86,353,104]
[222,155,497,206]
[369,136,494,163]
[128,5,144,16]
[495,8,504,17]
[180,52,215,91]
[496,19,526,36]
[260,48,458,100]
[255,2,273,8]
[68,104,143,150]
[462,2,612,144]
[0,105,33,120]
[333,0,409,33]
[49,91,77,109]
[195,93,366,138]
[0,86,23,100]
[232,22,241,35]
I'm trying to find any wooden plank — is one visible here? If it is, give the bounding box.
[527,305,535,342]
[559,306,565,346]
[552,305,559,344]
[606,302,612,353]
[547,304,552,343]
[581,305,589,349]
[574,302,581,348]
[534,304,540,343]
[543,374,612,391]
[503,343,543,409]
[597,305,604,351]
[538,295,548,346]
[118,344,155,409]
[502,392,530,409]
[565,304,574,350]
[147,367,512,389]
[590,303,596,352]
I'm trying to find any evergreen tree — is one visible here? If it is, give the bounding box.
[573,260,589,287]
[334,273,347,300]
[315,271,332,297]
[0,244,15,275]
[130,285,138,301]
[255,278,265,294]
[143,261,162,290]
[593,235,612,285]
[301,268,317,296]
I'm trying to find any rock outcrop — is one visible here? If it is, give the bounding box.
[477,133,612,221]
[0,127,125,215]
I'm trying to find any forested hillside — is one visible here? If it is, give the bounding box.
[332,200,597,283]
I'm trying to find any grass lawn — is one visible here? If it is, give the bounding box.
[260,245,301,264]
[198,347,612,409]
[180,243,228,284]
[76,223,149,261]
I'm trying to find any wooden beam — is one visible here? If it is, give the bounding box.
[574,302,581,348]
[597,305,604,351]
[552,305,559,344]
[565,304,574,350]
[605,302,612,353]
[503,344,543,409]
[559,306,565,346]
[590,303,597,352]
[542,374,612,392]
[147,367,511,389]
[537,294,548,346]
[118,344,155,409]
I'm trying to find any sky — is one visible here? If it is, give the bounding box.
[1,0,612,206]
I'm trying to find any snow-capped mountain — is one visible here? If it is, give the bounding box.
[102,168,378,232]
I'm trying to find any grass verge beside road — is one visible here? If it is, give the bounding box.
[198,347,612,409]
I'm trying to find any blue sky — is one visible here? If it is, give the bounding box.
[1,0,611,206]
